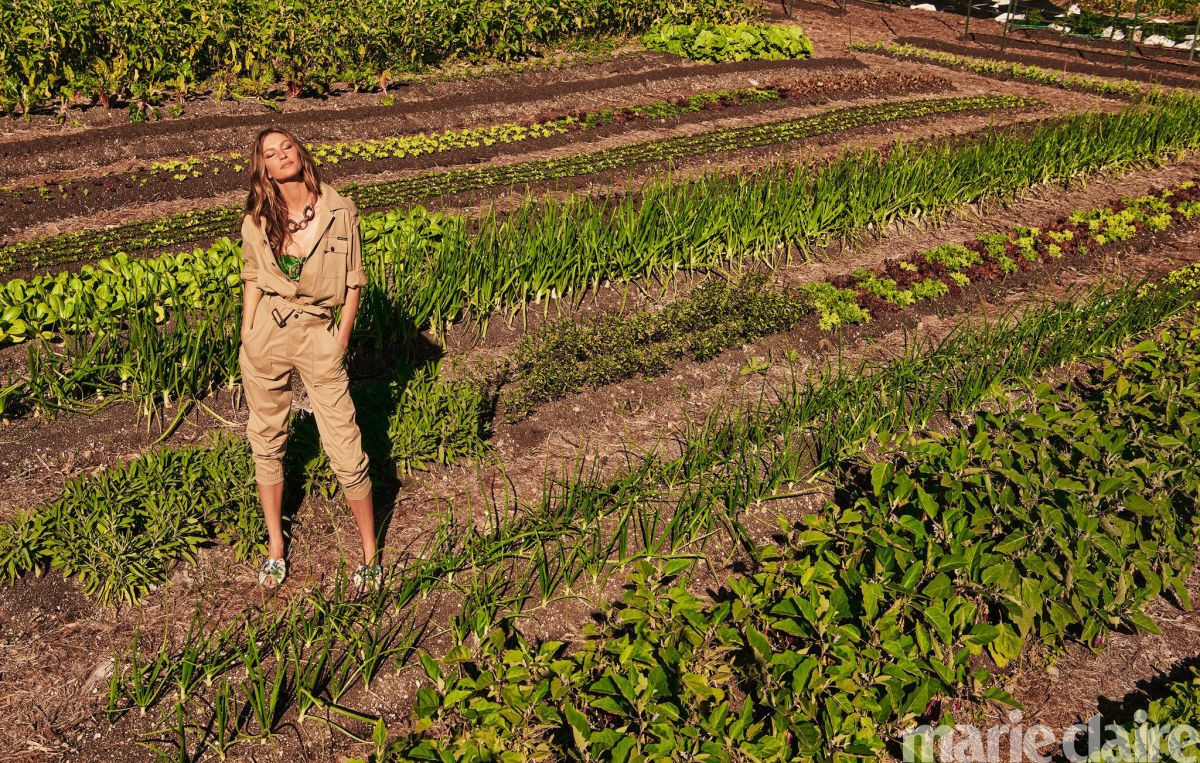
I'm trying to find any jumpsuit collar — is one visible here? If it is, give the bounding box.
[265,183,350,277]
[300,184,349,258]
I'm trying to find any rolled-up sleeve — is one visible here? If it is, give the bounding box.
[240,215,260,286]
[345,201,367,290]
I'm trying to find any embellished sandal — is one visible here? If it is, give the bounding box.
[258,558,287,587]
[352,563,383,591]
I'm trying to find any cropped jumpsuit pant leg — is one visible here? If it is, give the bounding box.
[238,295,372,500]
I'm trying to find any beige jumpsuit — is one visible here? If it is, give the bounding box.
[238,183,372,500]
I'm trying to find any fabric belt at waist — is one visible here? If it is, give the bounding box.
[263,293,333,327]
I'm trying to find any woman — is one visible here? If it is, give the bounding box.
[238,127,380,589]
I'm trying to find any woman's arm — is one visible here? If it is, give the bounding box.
[241,215,263,336]
[339,201,365,349]
[243,285,263,335]
[337,286,360,348]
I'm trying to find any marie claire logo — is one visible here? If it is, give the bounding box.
[901,710,1200,763]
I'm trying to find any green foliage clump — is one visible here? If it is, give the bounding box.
[0,437,259,606]
[854,270,917,307]
[1012,226,1040,262]
[924,243,981,270]
[1087,670,1200,762]
[643,22,813,62]
[795,282,869,330]
[911,278,949,300]
[296,362,493,498]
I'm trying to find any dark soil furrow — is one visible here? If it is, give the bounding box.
[896,35,1200,90]
[1001,25,1200,66]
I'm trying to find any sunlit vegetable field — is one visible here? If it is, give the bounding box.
[2,2,1200,761]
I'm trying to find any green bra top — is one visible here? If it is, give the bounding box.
[277,253,306,282]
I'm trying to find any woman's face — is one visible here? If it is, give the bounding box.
[261,132,303,183]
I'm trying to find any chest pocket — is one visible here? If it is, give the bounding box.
[316,235,349,279]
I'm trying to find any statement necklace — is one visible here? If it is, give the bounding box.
[286,194,317,233]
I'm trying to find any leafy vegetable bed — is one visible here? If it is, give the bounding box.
[643,22,813,63]
[390,314,1200,760]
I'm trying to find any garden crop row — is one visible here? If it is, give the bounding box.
[85,271,1200,758]
[5,92,1200,420]
[391,315,1200,760]
[346,94,1037,211]
[850,42,1146,99]
[0,85,792,237]
[0,0,756,116]
[0,89,987,275]
[499,181,1200,419]
[0,95,1037,345]
[0,206,243,278]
